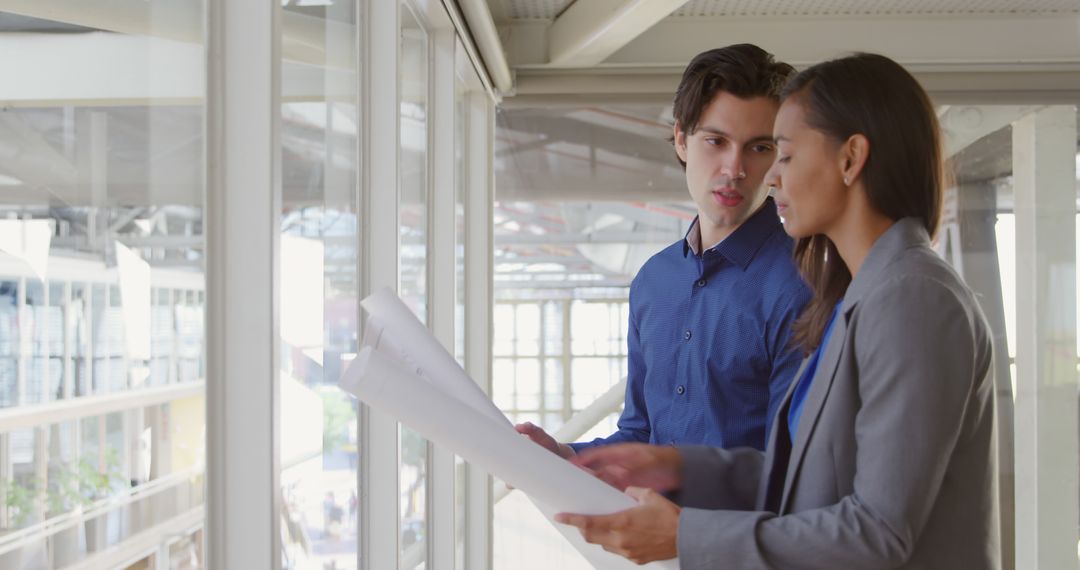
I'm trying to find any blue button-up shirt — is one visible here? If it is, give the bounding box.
[570,198,810,452]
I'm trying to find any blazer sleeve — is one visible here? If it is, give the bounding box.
[674,445,764,511]
[676,275,990,569]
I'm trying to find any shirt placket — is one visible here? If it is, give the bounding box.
[672,251,713,444]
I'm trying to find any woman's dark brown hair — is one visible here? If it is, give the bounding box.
[782,53,944,353]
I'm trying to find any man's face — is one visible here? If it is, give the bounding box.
[674,92,779,238]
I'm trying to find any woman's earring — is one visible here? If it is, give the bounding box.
[843,176,849,186]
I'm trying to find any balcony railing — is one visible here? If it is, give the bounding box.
[0,464,205,567]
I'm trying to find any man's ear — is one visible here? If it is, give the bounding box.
[673,121,689,164]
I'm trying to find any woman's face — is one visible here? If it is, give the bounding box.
[764,99,848,239]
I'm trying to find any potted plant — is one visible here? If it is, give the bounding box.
[0,480,37,569]
[47,464,88,567]
[2,479,36,529]
[80,450,127,553]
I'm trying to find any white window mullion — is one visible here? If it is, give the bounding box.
[205,0,281,567]
[360,0,401,568]
[426,26,457,570]
[463,88,495,570]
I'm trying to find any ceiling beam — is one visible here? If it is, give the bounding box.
[508,13,1080,103]
[515,13,1080,71]
[939,105,1041,156]
[547,0,689,68]
[508,68,1080,107]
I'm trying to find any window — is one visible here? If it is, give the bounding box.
[0,5,206,568]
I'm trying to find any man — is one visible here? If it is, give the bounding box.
[517,44,810,459]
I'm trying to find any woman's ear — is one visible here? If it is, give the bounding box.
[673,121,689,163]
[840,134,870,186]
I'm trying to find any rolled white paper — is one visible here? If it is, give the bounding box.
[361,287,509,426]
[347,290,680,569]
[343,346,636,513]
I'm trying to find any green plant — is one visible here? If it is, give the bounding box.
[79,449,127,501]
[47,466,81,515]
[2,480,36,528]
[46,450,127,517]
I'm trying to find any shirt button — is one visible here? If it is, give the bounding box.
[684,330,692,341]
[696,279,706,287]
[676,385,685,395]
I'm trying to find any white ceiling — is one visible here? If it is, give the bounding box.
[494,0,1080,106]
[502,0,573,20]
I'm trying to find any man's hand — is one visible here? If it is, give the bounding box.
[572,443,684,492]
[515,422,575,460]
[555,487,680,565]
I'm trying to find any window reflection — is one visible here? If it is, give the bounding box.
[277,2,361,569]
[399,4,430,568]
[0,5,207,568]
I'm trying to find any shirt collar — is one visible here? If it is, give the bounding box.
[682,197,783,270]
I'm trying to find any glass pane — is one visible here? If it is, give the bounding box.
[455,82,467,367]
[277,1,361,569]
[514,304,540,356]
[48,282,65,400]
[453,54,469,570]
[399,5,429,568]
[492,358,515,412]
[515,359,541,411]
[0,4,206,566]
[71,283,90,398]
[543,358,565,429]
[942,105,1080,565]
[493,104,681,569]
[543,301,563,355]
[493,304,514,356]
[91,284,107,395]
[150,289,173,387]
[0,281,17,408]
[400,6,429,325]
[26,280,45,405]
[7,428,39,529]
[168,528,204,570]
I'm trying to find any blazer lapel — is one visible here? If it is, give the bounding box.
[778,309,851,513]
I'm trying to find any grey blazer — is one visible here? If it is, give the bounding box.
[673,218,1000,569]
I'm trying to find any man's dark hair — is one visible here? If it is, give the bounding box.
[670,44,794,167]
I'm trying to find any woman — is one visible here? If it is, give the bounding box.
[555,53,1001,569]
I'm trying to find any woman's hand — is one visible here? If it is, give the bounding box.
[556,487,681,565]
[572,443,684,492]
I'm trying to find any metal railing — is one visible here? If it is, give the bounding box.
[0,464,205,560]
